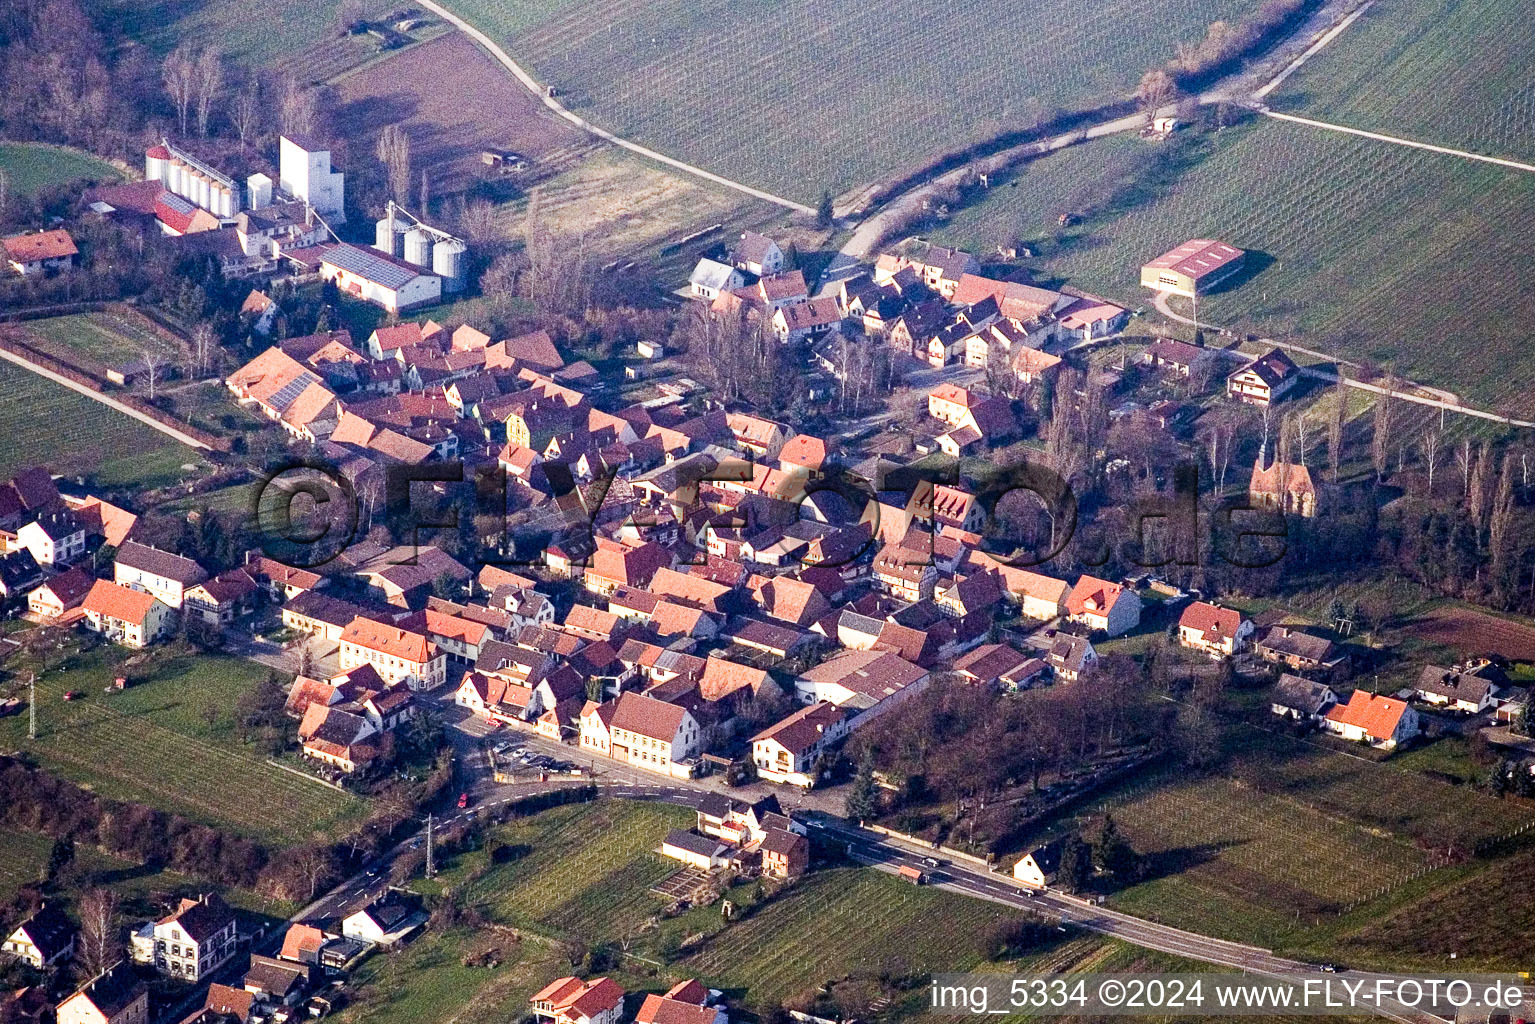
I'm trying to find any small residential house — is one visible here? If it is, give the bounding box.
[341,892,423,947]
[1269,674,1337,722]
[16,510,87,566]
[733,232,784,277]
[1012,838,1065,888]
[26,565,95,619]
[1065,576,1141,637]
[636,990,727,1024]
[3,229,78,275]
[80,580,173,648]
[751,700,847,787]
[660,830,735,871]
[1412,665,1497,713]
[56,963,148,1024]
[1177,601,1253,657]
[530,977,625,1024]
[3,904,75,968]
[113,540,207,609]
[151,894,237,981]
[184,569,260,625]
[794,649,930,724]
[689,259,743,300]
[1323,691,1420,750]
[1045,632,1097,682]
[1254,625,1343,674]
[1141,338,1216,379]
[1227,348,1299,407]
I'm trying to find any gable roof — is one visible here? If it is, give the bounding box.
[1326,690,1410,740]
[116,540,207,585]
[610,691,688,741]
[1178,601,1245,640]
[82,579,159,625]
[1272,673,1335,715]
[3,229,78,263]
[1066,575,1124,617]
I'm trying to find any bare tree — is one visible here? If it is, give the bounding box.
[162,45,197,135]
[193,47,222,137]
[280,76,319,138]
[1370,389,1394,482]
[1455,439,1473,498]
[419,167,431,213]
[78,888,120,978]
[1293,412,1310,468]
[1328,378,1347,484]
[1420,429,1441,496]
[1136,69,1178,114]
[0,169,10,221]
[231,78,261,145]
[377,124,413,204]
[190,323,215,377]
[141,348,165,400]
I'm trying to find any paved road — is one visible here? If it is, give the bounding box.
[0,346,213,451]
[414,0,814,215]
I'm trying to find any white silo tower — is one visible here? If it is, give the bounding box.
[218,185,235,218]
[145,145,170,184]
[246,173,273,211]
[168,157,186,198]
[403,227,434,268]
[432,238,468,293]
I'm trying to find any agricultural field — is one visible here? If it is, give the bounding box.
[446,0,1261,203]
[1077,729,1533,947]
[0,830,54,906]
[17,311,181,375]
[0,360,206,488]
[1402,604,1535,664]
[0,637,368,847]
[87,0,357,65]
[927,119,1535,413]
[0,142,122,196]
[1271,0,1535,163]
[329,31,590,195]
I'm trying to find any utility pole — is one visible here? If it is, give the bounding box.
[28,672,36,740]
[425,814,435,878]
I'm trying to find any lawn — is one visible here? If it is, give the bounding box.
[0,361,207,488]
[926,118,1535,413]
[445,0,1261,202]
[0,636,368,848]
[18,311,181,374]
[1271,0,1535,164]
[0,142,121,195]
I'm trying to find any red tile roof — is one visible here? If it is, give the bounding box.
[82,579,158,625]
[1325,690,1410,741]
[3,229,77,264]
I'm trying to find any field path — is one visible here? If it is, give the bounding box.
[1250,105,1535,174]
[0,346,213,450]
[414,0,815,216]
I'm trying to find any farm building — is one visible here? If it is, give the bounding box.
[1140,239,1246,297]
[3,229,78,275]
[317,243,441,313]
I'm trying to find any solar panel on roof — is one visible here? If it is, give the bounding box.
[269,371,321,412]
[323,243,420,290]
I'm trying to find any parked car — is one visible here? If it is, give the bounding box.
[62,690,83,701]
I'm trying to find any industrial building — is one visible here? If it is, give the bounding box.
[1139,239,1247,297]
[372,200,467,294]
[279,134,347,224]
[319,243,442,314]
[145,134,345,232]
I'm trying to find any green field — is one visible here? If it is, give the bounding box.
[0,362,206,488]
[447,0,1260,202]
[0,143,121,196]
[1080,729,1534,948]
[0,637,368,847]
[927,118,1535,412]
[0,831,54,906]
[19,312,181,373]
[1272,0,1535,163]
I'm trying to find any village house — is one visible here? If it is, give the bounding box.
[1250,454,1318,517]
[1065,576,1141,637]
[1253,625,1344,674]
[298,703,379,773]
[224,346,339,440]
[184,568,260,626]
[1140,239,1246,297]
[150,894,237,981]
[26,565,95,620]
[1412,664,1498,713]
[531,978,625,1024]
[1141,337,1217,379]
[1045,632,1097,682]
[1177,601,1253,657]
[337,616,447,691]
[953,643,1046,691]
[240,954,309,1007]
[751,700,847,787]
[875,245,980,299]
[1323,690,1420,750]
[794,648,929,724]
[113,540,207,609]
[16,510,86,567]
[689,258,744,300]
[80,580,173,647]
[1012,838,1065,888]
[1269,674,1338,721]
[342,892,424,948]
[581,691,702,779]
[1227,348,1300,407]
[280,591,372,641]
[3,229,78,275]
[733,231,784,277]
[56,963,147,1024]
[636,986,726,1024]
[660,829,736,871]
[3,904,75,968]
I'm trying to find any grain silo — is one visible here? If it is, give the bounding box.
[247,173,273,211]
[403,227,434,268]
[168,157,186,198]
[432,238,468,293]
